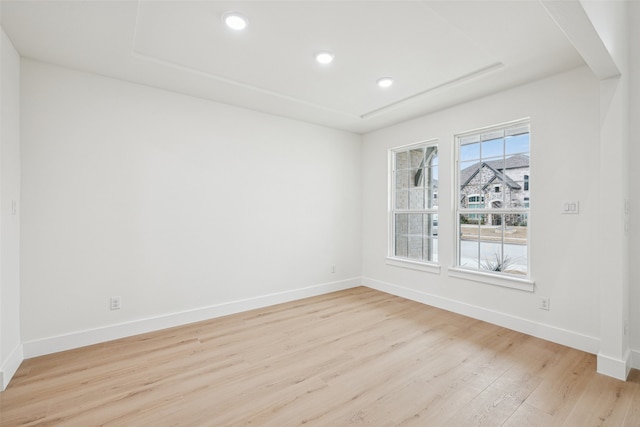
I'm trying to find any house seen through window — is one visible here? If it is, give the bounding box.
[456,121,530,277]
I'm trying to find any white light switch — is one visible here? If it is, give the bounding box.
[562,201,579,214]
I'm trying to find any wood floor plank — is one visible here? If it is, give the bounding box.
[502,402,560,427]
[519,349,595,422]
[2,287,639,426]
[562,371,634,426]
[621,370,640,426]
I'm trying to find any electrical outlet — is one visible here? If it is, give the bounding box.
[110,296,121,310]
[539,296,550,311]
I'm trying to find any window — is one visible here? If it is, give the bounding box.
[467,195,484,220]
[390,141,438,265]
[455,120,530,279]
[468,195,484,208]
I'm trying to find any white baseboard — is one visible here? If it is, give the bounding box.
[14,277,633,388]
[363,277,600,355]
[1,344,24,391]
[23,278,361,359]
[597,350,631,380]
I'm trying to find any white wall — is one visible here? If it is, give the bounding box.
[9,3,637,388]
[629,1,640,365]
[0,25,22,391]
[362,66,601,352]
[20,60,362,355]
[580,0,631,379]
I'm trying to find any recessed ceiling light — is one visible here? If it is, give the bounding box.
[377,77,394,88]
[222,11,248,30]
[315,51,335,65]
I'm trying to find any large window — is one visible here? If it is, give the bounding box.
[456,121,530,278]
[390,141,438,264]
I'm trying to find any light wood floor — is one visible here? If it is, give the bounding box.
[2,287,639,426]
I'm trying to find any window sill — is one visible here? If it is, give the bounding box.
[386,257,441,274]
[447,267,535,292]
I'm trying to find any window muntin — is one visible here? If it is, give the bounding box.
[456,121,530,277]
[391,142,438,263]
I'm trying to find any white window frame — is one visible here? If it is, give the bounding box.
[387,139,440,274]
[450,120,534,291]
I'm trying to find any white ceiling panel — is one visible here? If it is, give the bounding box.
[133,1,501,116]
[1,0,586,133]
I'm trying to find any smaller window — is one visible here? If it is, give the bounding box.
[524,175,529,191]
[389,141,439,264]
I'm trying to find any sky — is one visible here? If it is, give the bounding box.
[460,133,530,163]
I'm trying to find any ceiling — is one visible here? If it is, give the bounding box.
[1,0,586,134]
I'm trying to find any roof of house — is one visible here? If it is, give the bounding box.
[460,154,529,190]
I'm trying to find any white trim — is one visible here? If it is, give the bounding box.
[363,277,599,355]
[386,257,441,274]
[1,344,24,392]
[597,350,631,381]
[455,118,531,141]
[23,278,361,359]
[390,138,439,152]
[448,267,535,292]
